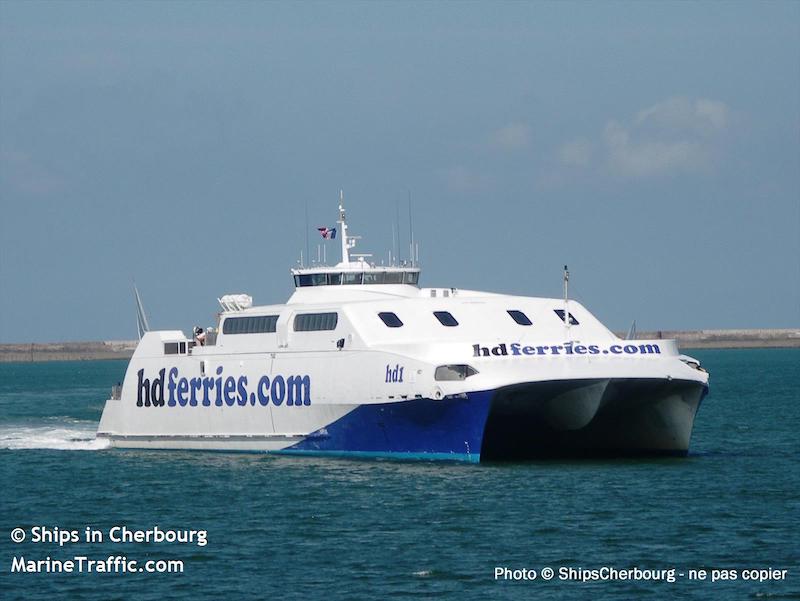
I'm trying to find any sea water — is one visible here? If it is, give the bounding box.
[1,349,798,600]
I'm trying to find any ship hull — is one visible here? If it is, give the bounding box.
[99,378,706,462]
[480,378,707,460]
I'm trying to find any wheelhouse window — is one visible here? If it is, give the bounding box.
[363,272,386,285]
[293,270,419,287]
[434,311,459,327]
[378,312,403,328]
[294,273,327,287]
[294,312,338,331]
[554,309,579,325]
[507,310,532,326]
[223,315,279,334]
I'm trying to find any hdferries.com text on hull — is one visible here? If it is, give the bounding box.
[98,198,708,462]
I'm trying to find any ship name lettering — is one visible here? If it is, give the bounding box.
[136,367,311,407]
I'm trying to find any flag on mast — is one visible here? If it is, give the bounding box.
[317,227,337,239]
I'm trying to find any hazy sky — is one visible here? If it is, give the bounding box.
[1,1,798,343]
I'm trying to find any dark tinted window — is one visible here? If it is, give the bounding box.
[164,342,179,354]
[554,309,579,325]
[406,272,419,285]
[434,311,459,327]
[507,310,532,326]
[363,272,386,284]
[378,312,403,328]
[294,312,338,331]
[342,272,363,285]
[295,273,328,287]
[384,272,404,284]
[223,315,279,334]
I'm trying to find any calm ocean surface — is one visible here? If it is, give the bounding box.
[1,349,798,600]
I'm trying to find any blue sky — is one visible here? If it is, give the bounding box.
[1,1,798,343]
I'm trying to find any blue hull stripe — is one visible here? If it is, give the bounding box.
[284,391,494,462]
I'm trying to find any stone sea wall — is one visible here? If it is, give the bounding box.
[0,329,798,363]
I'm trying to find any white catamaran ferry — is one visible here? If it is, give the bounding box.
[98,198,708,462]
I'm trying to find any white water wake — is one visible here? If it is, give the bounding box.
[0,422,110,450]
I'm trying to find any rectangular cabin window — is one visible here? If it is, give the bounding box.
[363,272,386,284]
[378,312,403,328]
[507,310,533,326]
[384,272,404,284]
[554,309,579,325]
[327,273,342,285]
[164,342,180,355]
[296,274,327,287]
[294,312,338,331]
[406,272,420,285]
[342,273,363,285]
[222,315,279,334]
[434,311,459,327]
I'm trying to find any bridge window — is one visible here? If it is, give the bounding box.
[295,273,328,287]
[223,315,279,334]
[294,270,419,286]
[507,310,532,326]
[294,312,338,331]
[434,311,459,327]
[378,312,404,328]
[554,309,579,325]
[363,272,386,285]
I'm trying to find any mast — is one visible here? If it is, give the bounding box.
[563,265,570,339]
[338,190,350,265]
[134,283,150,340]
[408,191,414,267]
[304,199,310,268]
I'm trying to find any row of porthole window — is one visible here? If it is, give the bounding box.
[378,309,579,328]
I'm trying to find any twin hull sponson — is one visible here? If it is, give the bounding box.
[98,287,708,462]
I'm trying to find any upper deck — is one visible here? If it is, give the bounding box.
[288,194,421,301]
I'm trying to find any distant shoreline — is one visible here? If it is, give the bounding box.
[0,329,798,363]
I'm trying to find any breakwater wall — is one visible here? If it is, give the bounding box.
[0,329,798,363]
[0,341,137,363]
[621,329,800,349]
